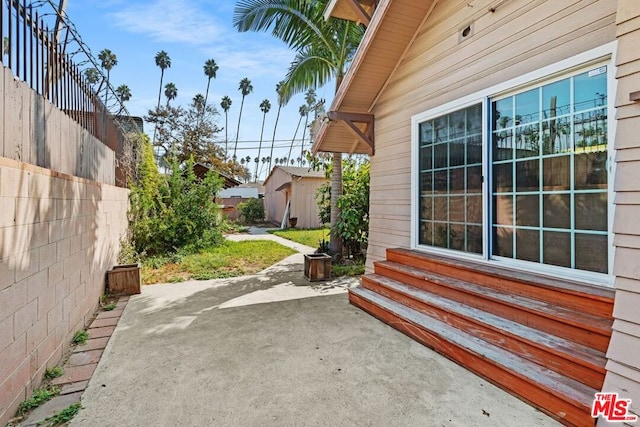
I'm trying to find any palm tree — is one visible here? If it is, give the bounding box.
[233,77,253,159]
[300,89,316,166]
[220,96,232,157]
[287,104,307,164]
[245,155,252,164]
[115,84,131,103]
[84,68,100,92]
[97,49,117,106]
[234,1,364,254]
[164,82,178,106]
[266,81,287,172]
[154,51,171,111]
[255,99,272,181]
[203,59,219,109]
[193,93,205,113]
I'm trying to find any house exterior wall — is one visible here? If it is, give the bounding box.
[264,168,291,225]
[0,158,129,425]
[290,177,326,229]
[599,1,640,423]
[366,0,617,272]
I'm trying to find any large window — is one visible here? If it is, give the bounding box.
[418,104,483,254]
[491,67,608,273]
[415,60,611,276]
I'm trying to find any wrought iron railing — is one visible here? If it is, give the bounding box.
[1,0,139,187]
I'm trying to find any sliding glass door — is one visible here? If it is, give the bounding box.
[491,67,608,273]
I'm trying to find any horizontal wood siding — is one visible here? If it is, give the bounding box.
[600,1,640,423]
[366,0,617,272]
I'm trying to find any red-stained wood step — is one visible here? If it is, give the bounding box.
[375,261,611,352]
[349,288,595,427]
[362,274,606,390]
[386,248,614,318]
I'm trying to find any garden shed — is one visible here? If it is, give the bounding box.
[263,166,327,229]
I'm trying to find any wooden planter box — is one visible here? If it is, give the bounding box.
[107,263,141,295]
[304,253,332,282]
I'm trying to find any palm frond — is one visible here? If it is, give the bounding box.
[233,0,334,53]
[282,45,335,103]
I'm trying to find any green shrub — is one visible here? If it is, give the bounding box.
[316,158,370,259]
[237,198,265,224]
[129,137,224,256]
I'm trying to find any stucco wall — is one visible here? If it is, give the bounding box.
[599,0,640,424]
[366,0,617,271]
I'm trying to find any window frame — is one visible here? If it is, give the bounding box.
[410,42,617,285]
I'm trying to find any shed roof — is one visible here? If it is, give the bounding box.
[313,0,436,155]
[263,166,327,188]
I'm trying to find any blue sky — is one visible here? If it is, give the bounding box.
[66,0,334,179]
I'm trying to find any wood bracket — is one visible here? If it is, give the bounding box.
[346,0,371,26]
[328,111,375,155]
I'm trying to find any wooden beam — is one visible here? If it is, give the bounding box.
[328,111,375,155]
[346,0,371,26]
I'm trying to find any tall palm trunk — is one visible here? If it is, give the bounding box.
[267,104,282,172]
[224,111,229,156]
[156,69,165,110]
[233,96,246,159]
[256,113,268,181]
[287,114,304,164]
[299,113,310,166]
[329,75,345,256]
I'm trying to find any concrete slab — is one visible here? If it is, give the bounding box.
[70,264,559,426]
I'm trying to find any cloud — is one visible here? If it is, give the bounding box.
[110,0,223,45]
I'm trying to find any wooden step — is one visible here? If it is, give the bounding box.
[375,260,612,352]
[350,287,597,427]
[386,248,614,318]
[362,273,607,390]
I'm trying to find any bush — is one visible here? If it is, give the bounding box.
[237,198,265,224]
[129,137,224,256]
[315,158,369,259]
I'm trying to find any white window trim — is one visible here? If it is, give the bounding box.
[410,42,617,286]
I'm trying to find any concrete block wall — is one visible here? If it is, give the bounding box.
[0,157,129,424]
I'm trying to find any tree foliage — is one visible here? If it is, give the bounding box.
[144,97,249,181]
[316,157,369,259]
[129,137,224,256]
[237,198,265,224]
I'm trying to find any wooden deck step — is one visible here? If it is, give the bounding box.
[362,273,606,389]
[375,260,612,352]
[350,287,597,427]
[386,248,614,318]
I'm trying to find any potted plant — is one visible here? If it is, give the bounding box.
[304,238,331,281]
[289,217,298,228]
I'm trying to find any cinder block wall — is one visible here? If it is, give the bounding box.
[0,157,129,424]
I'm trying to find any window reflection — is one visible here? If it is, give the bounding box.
[491,66,608,274]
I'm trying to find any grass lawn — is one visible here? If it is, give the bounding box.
[142,240,296,284]
[269,227,330,249]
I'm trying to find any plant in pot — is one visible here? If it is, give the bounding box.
[288,217,298,228]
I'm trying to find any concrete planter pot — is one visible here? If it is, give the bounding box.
[304,253,332,282]
[107,263,141,295]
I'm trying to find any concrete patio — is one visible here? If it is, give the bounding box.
[68,234,559,426]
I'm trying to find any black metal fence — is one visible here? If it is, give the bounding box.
[1,0,139,187]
